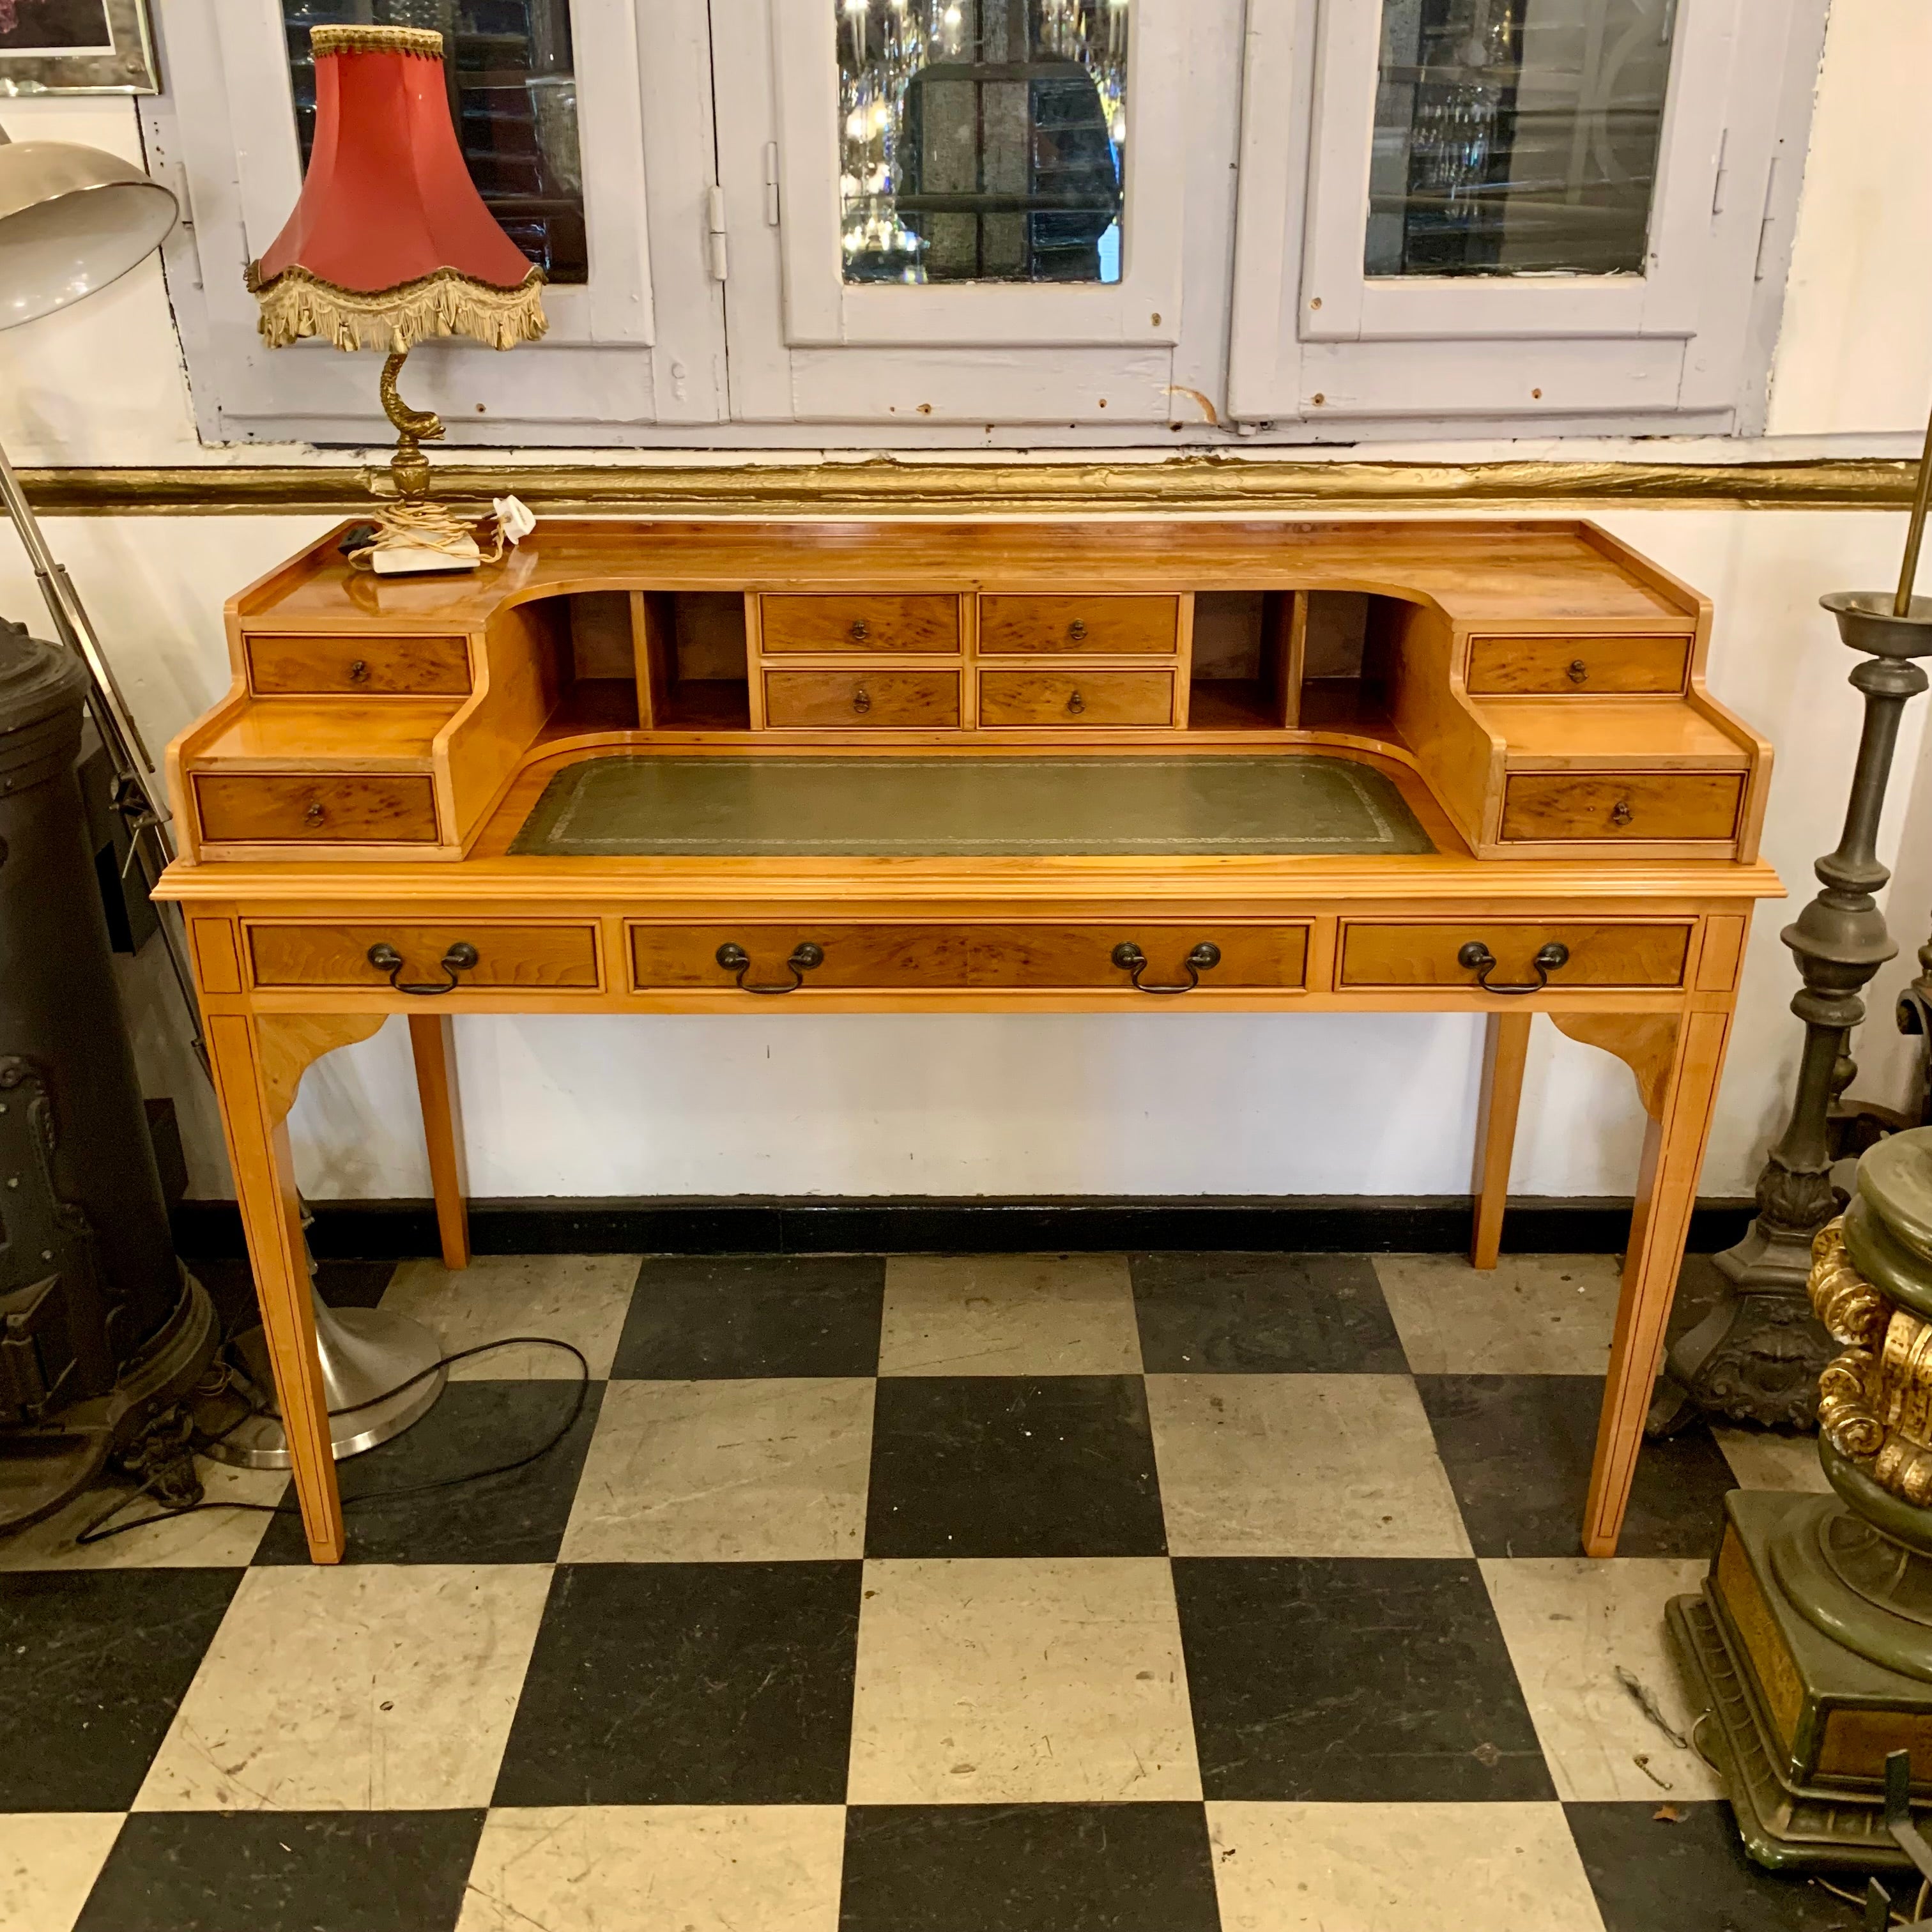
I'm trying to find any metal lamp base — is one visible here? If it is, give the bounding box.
[202,1291,445,1469]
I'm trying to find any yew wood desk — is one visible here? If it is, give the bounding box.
[157,517,1782,1564]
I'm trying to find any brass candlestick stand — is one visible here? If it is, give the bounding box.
[1652,408,1932,1436]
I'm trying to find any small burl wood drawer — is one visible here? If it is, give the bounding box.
[249,923,601,992]
[764,671,960,729]
[245,633,471,696]
[978,670,1174,728]
[1340,922,1692,991]
[760,595,959,655]
[1499,772,1744,842]
[1466,634,1690,696]
[978,595,1179,656]
[632,923,1308,993]
[193,773,440,844]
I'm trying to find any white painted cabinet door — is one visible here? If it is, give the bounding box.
[710,0,1197,425]
[150,0,728,443]
[1225,0,1825,433]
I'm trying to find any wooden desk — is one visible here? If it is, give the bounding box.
[158,518,1782,1563]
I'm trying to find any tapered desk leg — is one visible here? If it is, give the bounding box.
[408,1013,470,1271]
[1471,1011,1532,1270]
[1581,1009,1733,1557]
[203,1013,346,1563]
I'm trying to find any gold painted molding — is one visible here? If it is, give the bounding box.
[11,456,1921,518]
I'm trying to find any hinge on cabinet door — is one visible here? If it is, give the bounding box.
[1709,129,1729,217]
[706,185,728,280]
[1753,156,1782,279]
[763,142,781,226]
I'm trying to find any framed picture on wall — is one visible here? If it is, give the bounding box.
[0,1,158,96]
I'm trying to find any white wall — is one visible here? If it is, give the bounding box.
[1,5,1929,1206]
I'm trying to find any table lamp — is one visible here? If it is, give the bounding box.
[247,23,546,572]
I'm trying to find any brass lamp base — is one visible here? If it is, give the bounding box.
[379,347,443,505]
[1669,1489,1932,1872]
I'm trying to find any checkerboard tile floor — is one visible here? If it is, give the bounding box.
[0,1249,1857,1932]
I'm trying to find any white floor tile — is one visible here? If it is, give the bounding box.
[880,1254,1142,1376]
[1376,1254,1621,1375]
[381,1254,641,1379]
[0,1814,122,1932]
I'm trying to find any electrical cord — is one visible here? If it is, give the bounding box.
[72,1334,590,1547]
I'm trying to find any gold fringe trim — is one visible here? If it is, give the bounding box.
[310,26,443,59]
[249,263,548,355]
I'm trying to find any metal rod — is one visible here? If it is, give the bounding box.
[0,429,206,1073]
[1897,401,1932,618]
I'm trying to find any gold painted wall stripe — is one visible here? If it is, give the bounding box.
[8,457,1920,518]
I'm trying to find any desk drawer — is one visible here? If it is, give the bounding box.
[978,670,1174,728]
[1467,634,1690,695]
[249,922,601,992]
[1500,772,1743,842]
[193,773,440,844]
[632,923,1308,993]
[1340,921,1692,991]
[760,595,959,655]
[245,633,470,696]
[979,595,1179,656]
[765,671,960,730]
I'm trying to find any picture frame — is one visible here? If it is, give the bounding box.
[0,0,159,97]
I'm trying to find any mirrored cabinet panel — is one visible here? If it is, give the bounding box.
[1367,0,1674,280]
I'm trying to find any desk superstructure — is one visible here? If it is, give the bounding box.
[160,518,1781,1563]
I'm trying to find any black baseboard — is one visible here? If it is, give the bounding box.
[171,1193,1758,1262]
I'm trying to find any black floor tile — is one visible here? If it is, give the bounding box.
[252,1379,602,1566]
[75,1811,484,1932]
[316,1259,401,1310]
[866,1376,1165,1558]
[493,1560,862,1805]
[1416,1374,1736,1558]
[839,1804,1222,1932]
[609,1255,884,1377]
[1565,1800,1855,1932]
[1130,1252,1408,1373]
[0,1567,240,1811]
[1172,1556,1552,1802]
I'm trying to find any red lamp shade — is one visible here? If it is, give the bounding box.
[248,25,546,353]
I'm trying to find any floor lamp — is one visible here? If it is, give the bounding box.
[0,126,445,1470]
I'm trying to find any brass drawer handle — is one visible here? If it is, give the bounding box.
[367,940,480,997]
[1458,939,1568,996]
[348,658,371,684]
[303,800,325,825]
[1069,619,1088,641]
[1112,940,1221,995]
[1067,689,1085,715]
[1567,658,1588,685]
[1611,799,1633,826]
[852,686,872,714]
[850,619,870,641]
[717,940,824,995]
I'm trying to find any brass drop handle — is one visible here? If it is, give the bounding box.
[367,940,479,997]
[1067,689,1085,715]
[852,686,872,715]
[1068,619,1087,641]
[348,658,371,684]
[1567,658,1588,685]
[716,940,825,995]
[1457,939,1568,996]
[1112,940,1222,995]
[303,800,325,825]
[850,619,870,641]
[1611,799,1633,827]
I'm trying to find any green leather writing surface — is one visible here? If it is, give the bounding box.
[509,755,1434,857]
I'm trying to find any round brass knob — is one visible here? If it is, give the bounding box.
[852,686,872,714]
[1567,659,1588,684]
[1611,799,1634,827]
[1067,689,1085,714]
[348,658,371,684]
[850,619,870,641]
[1069,619,1087,641]
[303,800,325,825]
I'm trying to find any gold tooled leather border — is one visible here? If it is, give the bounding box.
[8,457,1919,518]
[309,26,443,59]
